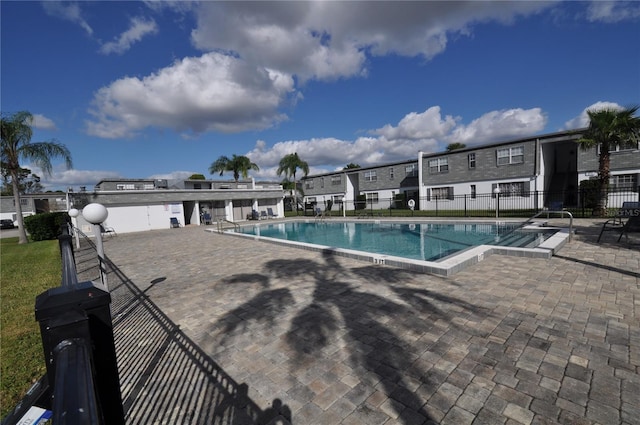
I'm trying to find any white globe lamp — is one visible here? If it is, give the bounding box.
[82,203,108,224]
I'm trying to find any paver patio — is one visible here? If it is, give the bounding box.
[98,219,639,425]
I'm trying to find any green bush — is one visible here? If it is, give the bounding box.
[579,179,600,209]
[23,212,67,241]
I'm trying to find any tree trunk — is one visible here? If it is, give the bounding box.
[594,150,610,217]
[11,169,29,244]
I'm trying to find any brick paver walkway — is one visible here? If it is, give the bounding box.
[101,219,639,425]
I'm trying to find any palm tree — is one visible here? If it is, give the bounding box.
[576,106,640,216]
[209,154,259,182]
[1,111,73,243]
[276,153,309,213]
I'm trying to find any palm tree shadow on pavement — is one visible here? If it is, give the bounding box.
[104,257,292,425]
[210,250,493,424]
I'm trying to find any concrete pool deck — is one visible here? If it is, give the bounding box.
[100,218,639,424]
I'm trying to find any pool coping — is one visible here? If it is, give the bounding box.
[210,219,571,276]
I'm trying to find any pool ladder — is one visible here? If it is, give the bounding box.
[509,209,574,242]
[216,218,240,234]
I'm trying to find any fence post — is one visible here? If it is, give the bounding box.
[464,194,467,217]
[35,281,125,425]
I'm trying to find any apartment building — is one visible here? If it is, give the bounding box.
[302,129,640,212]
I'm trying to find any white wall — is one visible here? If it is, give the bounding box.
[76,203,185,235]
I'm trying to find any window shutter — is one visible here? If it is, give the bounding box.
[522,181,530,197]
[426,189,431,201]
[448,187,454,200]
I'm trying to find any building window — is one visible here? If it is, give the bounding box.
[13,198,29,207]
[431,187,454,200]
[143,184,154,190]
[494,182,527,197]
[331,176,341,185]
[610,174,637,191]
[364,170,377,182]
[470,184,476,199]
[389,167,395,180]
[321,178,324,189]
[116,183,135,190]
[597,141,639,154]
[365,192,379,203]
[428,158,448,174]
[405,164,418,177]
[468,153,476,169]
[497,146,524,165]
[307,197,316,204]
[194,183,202,190]
[332,195,343,203]
[305,180,314,189]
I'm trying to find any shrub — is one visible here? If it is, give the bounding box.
[23,212,67,241]
[579,179,600,209]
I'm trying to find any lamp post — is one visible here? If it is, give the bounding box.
[82,203,109,290]
[342,196,346,218]
[68,208,80,249]
[494,187,501,218]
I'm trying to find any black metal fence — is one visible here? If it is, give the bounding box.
[2,227,124,425]
[306,189,640,219]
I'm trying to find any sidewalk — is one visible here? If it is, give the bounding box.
[102,219,639,425]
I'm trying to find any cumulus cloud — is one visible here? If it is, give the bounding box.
[190,2,553,82]
[448,108,547,146]
[246,105,553,180]
[42,1,93,35]
[586,1,640,23]
[86,52,297,138]
[100,16,158,55]
[563,101,624,129]
[372,107,458,141]
[148,171,196,181]
[22,164,122,191]
[32,114,57,131]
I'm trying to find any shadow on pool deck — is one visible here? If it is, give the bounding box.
[98,219,639,425]
[105,256,292,425]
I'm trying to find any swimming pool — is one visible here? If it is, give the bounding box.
[236,221,555,261]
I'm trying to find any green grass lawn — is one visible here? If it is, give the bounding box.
[1,237,60,418]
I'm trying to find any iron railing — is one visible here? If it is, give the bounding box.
[307,188,640,219]
[2,226,124,425]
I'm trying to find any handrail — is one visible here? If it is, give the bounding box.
[497,209,574,243]
[59,230,79,287]
[52,339,101,425]
[217,218,240,233]
[529,209,573,241]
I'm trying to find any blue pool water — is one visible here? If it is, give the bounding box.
[235,221,556,262]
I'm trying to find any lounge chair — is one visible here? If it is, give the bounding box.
[260,211,268,220]
[617,211,640,243]
[597,202,640,242]
[100,224,117,237]
[170,217,181,228]
[267,208,277,219]
[202,212,212,225]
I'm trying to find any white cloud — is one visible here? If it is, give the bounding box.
[448,108,547,146]
[586,1,640,23]
[190,2,553,82]
[563,101,624,129]
[100,17,158,55]
[148,171,196,181]
[32,114,57,131]
[247,105,552,179]
[42,1,93,35]
[372,107,458,141]
[22,165,122,191]
[86,52,297,138]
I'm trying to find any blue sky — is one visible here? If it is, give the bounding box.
[2,1,639,190]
